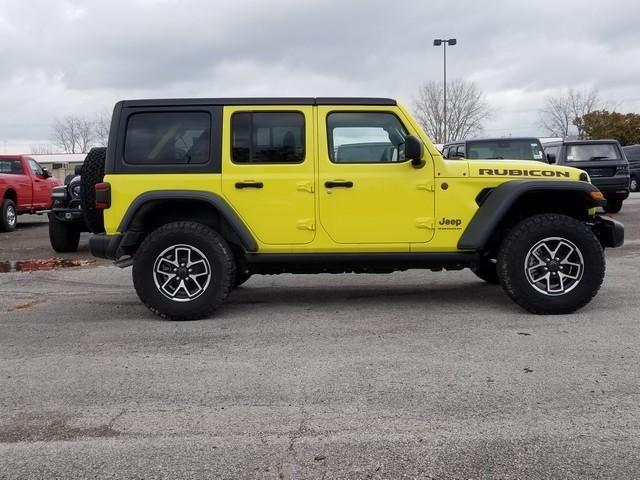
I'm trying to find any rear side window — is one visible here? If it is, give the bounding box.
[124,112,211,165]
[327,112,408,163]
[0,159,24,174]
[231,112,305,164]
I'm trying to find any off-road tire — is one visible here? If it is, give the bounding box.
[48,214,81,252]
[603,199,623,214]
[132,221,235,321]
[630,176,639,192]
[80,147,106,234]
[497,214,604,315]
[1,199,17,232]
[471,260,499,284]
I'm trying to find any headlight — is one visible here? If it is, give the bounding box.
[70,183,81,199]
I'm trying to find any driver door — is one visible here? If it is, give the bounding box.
[317,107,435,244]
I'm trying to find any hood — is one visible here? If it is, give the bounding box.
[467,160,585,181]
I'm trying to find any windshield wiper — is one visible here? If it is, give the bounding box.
[486,156,504,159]
[589,156,612,160]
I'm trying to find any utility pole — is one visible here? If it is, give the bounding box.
[433,38,457,143]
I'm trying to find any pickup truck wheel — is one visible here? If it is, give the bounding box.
[48,214,81,252]
[80,147,106,234]
[497,213,604,315]
[132,221,235,321]
[471,260,499,284]
[630,176,639,192]
[603,199,623,214]
[1,199,17,232]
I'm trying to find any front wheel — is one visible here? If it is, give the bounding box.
[603,199,623,214]
[132,221,235,320]
[497,214,605,315]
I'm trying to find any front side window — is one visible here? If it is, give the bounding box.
[27,158,44,176]
[231,112,305,164]
[124,112,211,165]
[327,112,408,163]
[565,144,620,162]
[0,159,24,174]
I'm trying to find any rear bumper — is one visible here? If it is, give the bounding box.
[89,233,123,260]
[593,214,624,248]
[592,177,630,199]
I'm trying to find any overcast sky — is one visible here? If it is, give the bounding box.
[1,0,639,153]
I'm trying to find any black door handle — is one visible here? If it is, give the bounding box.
[235,181,264,189]
[325,180,353,188]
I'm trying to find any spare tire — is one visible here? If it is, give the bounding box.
[80,147,106,233]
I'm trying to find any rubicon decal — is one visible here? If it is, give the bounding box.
[479,168,570,178]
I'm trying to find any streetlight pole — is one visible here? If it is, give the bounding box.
[433,38,457,143]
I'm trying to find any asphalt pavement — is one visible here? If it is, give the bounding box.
[1,195,639,479]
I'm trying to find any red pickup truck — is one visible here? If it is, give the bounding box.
[0,155,61,232]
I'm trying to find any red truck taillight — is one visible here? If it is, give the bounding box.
[95,182,111,209]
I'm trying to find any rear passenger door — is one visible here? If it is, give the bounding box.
[221,107,315,245]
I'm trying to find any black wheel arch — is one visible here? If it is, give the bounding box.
[458,180,605,251]
[117,190,258,254]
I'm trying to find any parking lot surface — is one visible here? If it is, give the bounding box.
[1,196,639,479]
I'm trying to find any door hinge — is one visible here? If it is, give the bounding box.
[415,217,435,229]
[296,181,315,193]
[416,182,435,192]
[296,219,316,231]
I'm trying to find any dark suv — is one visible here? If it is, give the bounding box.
[543,140,630,213]
[622,145,640,192]
[443,137,547,162]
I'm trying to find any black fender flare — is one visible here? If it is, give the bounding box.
[117,190,258,252]
[457,180,605,250]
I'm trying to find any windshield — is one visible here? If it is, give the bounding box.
[466,139,546,161]
[565,144,620,162]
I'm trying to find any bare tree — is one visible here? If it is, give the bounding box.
[539,87,601,139]
[413,80,491,143]
[52,116,95,153]
[30,144,55,154]
[94,110,112,147]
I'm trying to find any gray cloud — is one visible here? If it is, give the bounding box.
[1,0,639,150]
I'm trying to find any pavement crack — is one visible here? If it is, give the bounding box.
[107,408,127,429]
[278,408,308,480]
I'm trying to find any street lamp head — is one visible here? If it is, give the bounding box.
[433,39,442,46]
[448,38,457,46]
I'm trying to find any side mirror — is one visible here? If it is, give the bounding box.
[42,168,52,178]
[547,153,556,164]
[404,135,425,169]
[74,164,83,175]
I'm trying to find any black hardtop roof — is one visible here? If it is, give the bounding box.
[119,97,397,108]
[444,137,542,146]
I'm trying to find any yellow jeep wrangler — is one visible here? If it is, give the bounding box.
[82,97,624,320]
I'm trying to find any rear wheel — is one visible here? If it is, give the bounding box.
[48,214,81,252]
[1,199,17,232]
[132,221,235,320]
[497,214,604,315]
[80,147,106,233]
[603,199,623,214]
